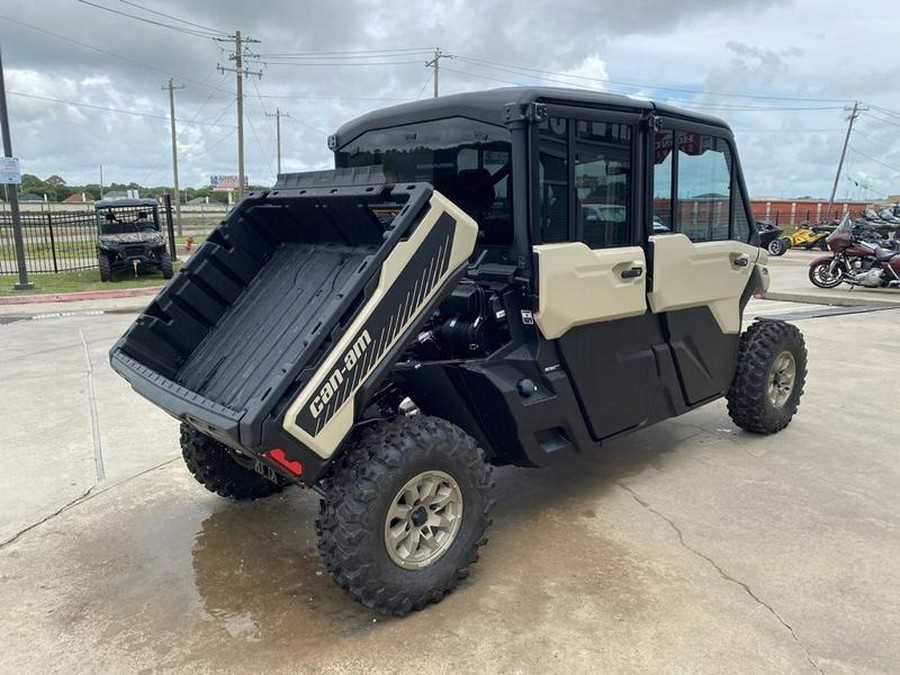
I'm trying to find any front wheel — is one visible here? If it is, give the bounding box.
[160,251,173,279]
[316,416,494,615]
[808,260,843,288]
[98,253,112,282]
[727,320,807,435]
[767,237,788,256]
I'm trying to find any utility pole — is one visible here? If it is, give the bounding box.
[266,108,290,176]
[426,48,450,98]
[0,46,32,290]
[826,101,867,221]
[217,30,261,199]
[163,78,185,236]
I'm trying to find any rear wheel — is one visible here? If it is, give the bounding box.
[316,416,494,615]
[727,320,807,435]
[180,424,285,500]
[808,260,843,288]
[767,237,788,256]
[98,253,112,282]
[160,251,173,279]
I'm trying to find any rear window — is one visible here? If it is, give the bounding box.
[336,118,513,245]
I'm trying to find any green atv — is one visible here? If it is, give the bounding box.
[95,198,173,281]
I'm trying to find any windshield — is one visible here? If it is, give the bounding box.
[335,118,513,245]
[97,206,159,235]
[835,212,853,231]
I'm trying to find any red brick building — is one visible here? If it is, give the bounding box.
[750,198,875,226]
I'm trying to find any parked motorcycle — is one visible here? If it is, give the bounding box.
[808,214,900,289]
[757,221,786,255]
[784,222,832,252]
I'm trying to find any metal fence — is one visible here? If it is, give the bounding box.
[0,209,98,275]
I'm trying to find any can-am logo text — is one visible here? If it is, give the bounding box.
[309,330,372,420]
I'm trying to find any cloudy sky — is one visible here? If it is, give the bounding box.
[2,0,899,199]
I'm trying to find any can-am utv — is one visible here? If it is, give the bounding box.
[110,87,806,615]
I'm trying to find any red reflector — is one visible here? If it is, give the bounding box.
[268,448,302,476]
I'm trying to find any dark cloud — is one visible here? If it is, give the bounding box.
[1,0,898,197]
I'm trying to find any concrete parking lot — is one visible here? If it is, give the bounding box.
[1,254,899,674]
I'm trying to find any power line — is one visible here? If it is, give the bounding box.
[257,60,425,67]
[866,103,900,120]
[0,16,233,99]
[115,0,227,36]
[6,90,236,127]
[733,128,845,133]
[256,48,434,58]
[76,0,227,38]
[253,93,413,102]
[849,145,900,174]
[452,53,851,104]
[865,111,900,130]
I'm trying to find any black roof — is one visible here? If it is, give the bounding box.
[333,86,731,148]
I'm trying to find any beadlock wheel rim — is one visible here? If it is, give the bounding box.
[384,470,463,570]
[767,351,796,409]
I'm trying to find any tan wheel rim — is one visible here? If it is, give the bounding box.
[767,351,796,409]
[384,470,463,570]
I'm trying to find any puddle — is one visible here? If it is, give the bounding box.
[14,430,699,672]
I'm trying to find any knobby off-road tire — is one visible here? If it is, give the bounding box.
[727,320,807,434]
[180,423,285,500]
[160,251,174,279]
[98,253,112,282]
[317,416,494,616]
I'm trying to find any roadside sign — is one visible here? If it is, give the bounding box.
[209,175,247,191]
[0,157,21,185]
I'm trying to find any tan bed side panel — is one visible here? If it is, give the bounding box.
[282,191,478,459]
[647,234,757,334]
[534,243,647,340]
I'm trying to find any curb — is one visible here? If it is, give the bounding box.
[0,286,162,306]
[763,290,900,308]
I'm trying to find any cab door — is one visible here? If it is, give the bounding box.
[648,123,759,404]
[532,108,665,439]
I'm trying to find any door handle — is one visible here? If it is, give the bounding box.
[621,266,643,279]
[733,255,750,268]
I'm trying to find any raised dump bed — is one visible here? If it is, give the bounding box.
[110,171,449,453]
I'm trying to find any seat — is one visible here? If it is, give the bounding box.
[874,247,900,262]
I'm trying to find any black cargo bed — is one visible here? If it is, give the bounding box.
[178,243,371,411]
[110,174,434,450]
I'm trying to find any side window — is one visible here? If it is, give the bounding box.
[728,149,752,243]
[676,132,730,242]
[651,129,749,243]
[538,117,569,243]
[575,120,632,248]
[652,130,674,234]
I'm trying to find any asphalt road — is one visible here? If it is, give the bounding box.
[1,261,898,674]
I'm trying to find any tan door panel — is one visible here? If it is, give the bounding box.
[647,234,758,334]
[534,243,647,340]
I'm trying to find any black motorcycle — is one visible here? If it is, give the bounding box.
[757,221,786,256]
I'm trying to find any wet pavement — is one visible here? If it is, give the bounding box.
[1,293,899,673]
